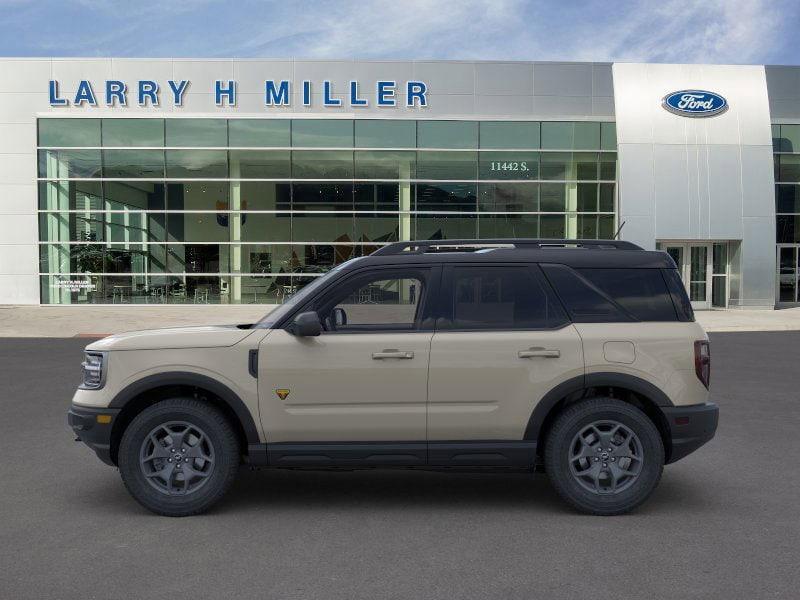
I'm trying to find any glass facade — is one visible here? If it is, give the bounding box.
[37,118,617,304]
[774,124,800,303]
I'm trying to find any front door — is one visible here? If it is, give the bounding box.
[257,266,438,460]
[426,264,584,463]
[660,242,713,309]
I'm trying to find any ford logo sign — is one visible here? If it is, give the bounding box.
[662,90,728,117]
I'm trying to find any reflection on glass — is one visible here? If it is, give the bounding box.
[39,119,100,147]
[167,244,228,273]
[355,213,400,243]
[38,181,103,210]
[416,151,477,180]
[292,213,355,242]
[229,120,290,147]
[229,150,290,178]
[354,151,415,179]
[539,183,566,212]
[354,183,401,211]
[355,120,416,148]
[778,155,800,182]
[577,183,598,212]
[239,181,291,211]
[38,149,102,178]
[415,214,477,239]
[292,183,354,211]
[478,183,538,212]
[103,150,165,178]
[417,121,478,149]
[240,212,291,242]
[103,119,164,147]
[479,122,540,149]
[166,150,227,178]
[167,182,228,211]
[477,214,538,238]
[165,119,227,147]
[540,153,570,180]
[416,183,477,212]
[292,150,353,178]
[540,214,565,238]
[292,120,353,147]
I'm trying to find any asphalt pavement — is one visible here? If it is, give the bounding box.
[0,332,798,599]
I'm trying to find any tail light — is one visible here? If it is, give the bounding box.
[694,340,710,389]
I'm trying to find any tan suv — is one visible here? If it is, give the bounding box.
[68,239,718,516]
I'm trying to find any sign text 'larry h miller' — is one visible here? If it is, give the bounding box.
[661,90,728,117]
[48,79,429,108]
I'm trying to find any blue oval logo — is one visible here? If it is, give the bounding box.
[662,90,728,117]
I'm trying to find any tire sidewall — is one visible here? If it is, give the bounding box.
[118,399,239,516]
[546,400,664,515]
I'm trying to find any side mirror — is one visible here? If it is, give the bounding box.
[289,311,322,337]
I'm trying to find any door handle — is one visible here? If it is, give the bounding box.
[372,349,414,360]
[518,348,560,359]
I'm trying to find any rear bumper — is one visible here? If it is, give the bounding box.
[67,404,121,466]
[663,402,719,464]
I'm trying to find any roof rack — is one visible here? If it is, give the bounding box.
[371,238,643,256]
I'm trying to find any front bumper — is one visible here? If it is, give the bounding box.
[663,402,719,464]
[67,404,121,466]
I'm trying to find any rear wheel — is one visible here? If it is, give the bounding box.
[118,398,240,516]
[544,398,664,515]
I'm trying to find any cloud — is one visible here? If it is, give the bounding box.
[0,0,796,65]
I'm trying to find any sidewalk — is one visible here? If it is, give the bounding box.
[2,304,800,337]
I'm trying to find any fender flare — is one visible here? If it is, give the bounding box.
[523,372,673,441]
[108,371,260,444]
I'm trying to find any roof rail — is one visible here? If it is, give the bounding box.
[371,238,643,256]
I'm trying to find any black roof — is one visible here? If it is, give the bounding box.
[356,239,676,269]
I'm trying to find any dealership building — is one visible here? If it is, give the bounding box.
[1,58,799,309]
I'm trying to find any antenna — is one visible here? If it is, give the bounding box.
[613,220,626,240]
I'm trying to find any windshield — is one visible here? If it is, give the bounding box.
[256,257,366,328]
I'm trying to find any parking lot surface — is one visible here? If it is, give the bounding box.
[1,332,798,599]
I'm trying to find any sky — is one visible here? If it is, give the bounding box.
[0,0,798,65]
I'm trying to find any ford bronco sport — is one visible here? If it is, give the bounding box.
[68,239,718,516]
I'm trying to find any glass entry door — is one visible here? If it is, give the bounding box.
[777,245,799,304]
[658,242,718,310]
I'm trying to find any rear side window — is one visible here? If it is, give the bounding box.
[442,266,568,330]
[577,268,679,321]
[540,264,631,322]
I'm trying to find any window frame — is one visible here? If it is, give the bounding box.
[435,262,570,332]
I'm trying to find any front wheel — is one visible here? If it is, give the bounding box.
[118,398,240,516]
[544,398,664,515]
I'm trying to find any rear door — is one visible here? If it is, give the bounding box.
[426,264,584,456]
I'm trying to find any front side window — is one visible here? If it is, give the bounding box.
[315,269,430,332]
[443,266,567,330]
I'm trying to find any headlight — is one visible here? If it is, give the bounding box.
[80,352,106,389]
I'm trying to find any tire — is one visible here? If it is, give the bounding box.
[544,398,664,516]
[118,398,240,517]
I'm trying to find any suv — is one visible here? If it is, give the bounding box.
[68,239,718,516]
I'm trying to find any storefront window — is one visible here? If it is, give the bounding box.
[39,119,100,147]
[417,121,478,149]
[37,117,618,304]
[228,119,290,147]
[166,119,227,147]
[355,120,416,148]
[102,119,164,147]
[479,122,540,149]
